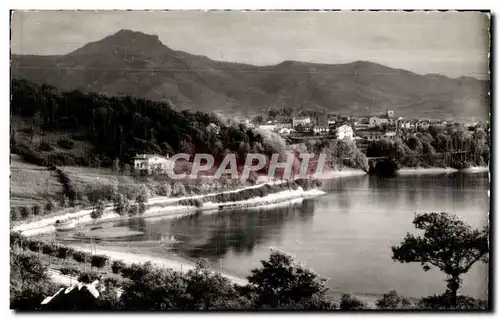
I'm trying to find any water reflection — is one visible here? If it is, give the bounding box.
[73,172,488,299]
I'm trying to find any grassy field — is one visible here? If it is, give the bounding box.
[10,155,63,207]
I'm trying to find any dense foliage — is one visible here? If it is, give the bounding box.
[11,79,278,167]
[366,126,490,170]
[10,229,488,311]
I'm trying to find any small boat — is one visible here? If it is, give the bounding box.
[54,219,77,231]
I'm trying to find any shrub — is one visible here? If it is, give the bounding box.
[376,290,412,309]
[10,207,20,221]
[121,262,153,281]
[91,200,105,219]
[56,246,74,260]
[41,243,57,256]
[78,271,100,284]
[339,293,366,310]
[59,267,81,277]
[172,182,186,197]
[91,255,109,269]
[32,204,43,216]
[156,183,172,197]
[27,240,43,252]
[19,206,31,219]
[44,198,56,212]
[111,260,126,274]
[113,194,129,216]
[72,250,91,263]
[128,204,139,216]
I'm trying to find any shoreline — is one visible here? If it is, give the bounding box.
[13,184,326,236]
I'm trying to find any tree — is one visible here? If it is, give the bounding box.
[339,293,366,310]
[392,212,489,307]
[376,290,412,309]
[91,255,109,271]
[111,260,126,274]
[246,249,332,309]
[113,193,130,216]
[183,259,239,310]
[10,251,58,310]
[91,200,105,219]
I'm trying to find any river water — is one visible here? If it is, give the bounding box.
[68,172,490,300]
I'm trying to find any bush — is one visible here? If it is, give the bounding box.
[121,262,153,281]
[376,290,412,309]
[10,207,20,221]
[45,198,56,212]
[41,243,58,256]
[113,193,129,216]
[128,204,139,216]
[418,293,487,310]
[156,183,172,197]
[339,293,366,310]
[111,260,126,274]
[91,201,105,219]
[78,271,100,284]
[72,251,91,263]
[19,206,31,219]
[27,240,43,252]
[32,204,43,216]
[91,255,109,269]
[172,182,186,197]
[56,246,74,259]
[59,267,81,277]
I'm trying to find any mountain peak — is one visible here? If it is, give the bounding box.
[68,29,166,56]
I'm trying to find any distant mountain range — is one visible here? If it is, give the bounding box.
[11,29,490,120]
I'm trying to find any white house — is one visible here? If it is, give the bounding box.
[258,124,277,131]
[133,154,173,174]
[369,116,389,128]
[292,116,311,128]
[336,125,354,140]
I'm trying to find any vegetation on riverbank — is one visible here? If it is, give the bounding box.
[10,211,489,311]
[367,125,489,171]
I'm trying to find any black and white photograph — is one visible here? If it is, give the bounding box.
[9,9,491,311]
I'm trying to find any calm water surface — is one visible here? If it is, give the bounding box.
[91,172,490,299]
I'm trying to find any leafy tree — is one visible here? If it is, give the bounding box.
[392,212,489,307]
[417,292,487,310]
[339,293,366,310]
[73,250,91,263]
[10,251,59,310]
[91,200,105,219]
[376,290,412,309]
[78,271,100,284]
[183,259,239,310]
[91,255,109,270]
[111,260,126,274]
[19,206,31,219]
[246,249,332,309]
[56,246,74,261]
[113,193,130,216]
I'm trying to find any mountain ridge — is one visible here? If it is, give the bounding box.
[11,29,490,119]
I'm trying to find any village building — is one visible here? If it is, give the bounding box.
[133,154,173,174]
[313,125,329,135]
[369,110,395,128]
[292,116,311,128]
[336,124,354,140]
[257,124,277,131]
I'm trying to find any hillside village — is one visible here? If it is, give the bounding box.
[236,109,488,149]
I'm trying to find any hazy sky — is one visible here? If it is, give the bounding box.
[11,10,490,78]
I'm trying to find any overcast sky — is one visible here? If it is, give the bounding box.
[11,10,490,78]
